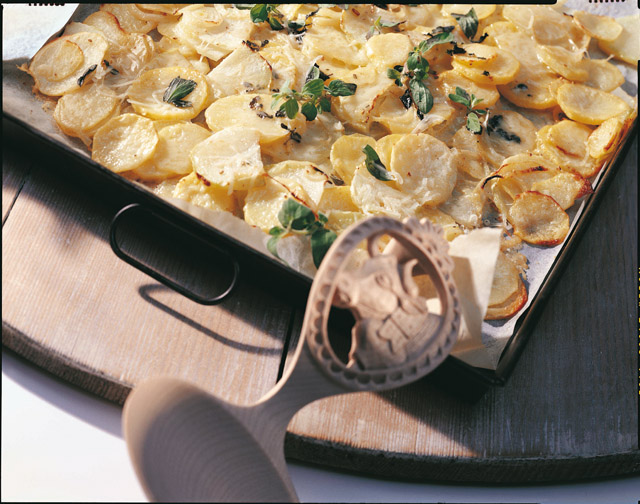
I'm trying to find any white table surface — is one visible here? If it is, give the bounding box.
[2,349,639,503]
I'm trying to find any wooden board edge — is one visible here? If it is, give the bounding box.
[284,433,640,483]
[2,321,132,405]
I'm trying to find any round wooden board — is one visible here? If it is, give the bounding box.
[2,132,638,483]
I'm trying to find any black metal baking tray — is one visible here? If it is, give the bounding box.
[3,5,637,401]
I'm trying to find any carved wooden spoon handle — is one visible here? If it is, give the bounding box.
[256,216,461,424]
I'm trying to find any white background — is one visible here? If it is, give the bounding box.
[3,349,639,503]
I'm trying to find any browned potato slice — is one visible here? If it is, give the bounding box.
[127,67,210,121]
[28,32,109,96]
[488,252,522,306]
[485,273,527,320]
[508,191,570,246]
[92,114,158,173]
[451,47,519,85]
[598,15,640,65]
[101,4,157,33]
[557,83,631,126]
[530,172,592,210]
[587,117,624,160]
[574,11,623,42]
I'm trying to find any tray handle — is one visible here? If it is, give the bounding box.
[109,203,239,305]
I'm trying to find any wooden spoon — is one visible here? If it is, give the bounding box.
[123,216,461,502]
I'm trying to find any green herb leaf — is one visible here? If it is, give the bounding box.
[268,15,284,30]
[302,78,324,97]
[387,67,403,86]
[267,226,286,259]
[448,92,469,106]
[318,96,331,112]
[409,78,433,115]
[301,101,318,121]
[250,4,269,23]
[278,199,316,231]
[418,31,455,53]
[452,8,478,40]
[363,145,395,181]
[310,228,337,268]
[163,76,197,108]
[466,112,482,134]
[282,98,299,119]
[326,79,357,97]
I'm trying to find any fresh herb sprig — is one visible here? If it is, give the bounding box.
[362,145,395,181]
[448,86,487,134]
[271,66,356,121]
[163,76,197,108]
[452,8,478,40]
[238,4,315,34]
[268,199,337,268]
[387,30,455,118]
[368,16,404,38]
[451,8,488,43]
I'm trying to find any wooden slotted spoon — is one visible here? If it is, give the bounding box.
[123,216,461,502]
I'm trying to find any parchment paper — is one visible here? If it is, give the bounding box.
[2,3,637,371]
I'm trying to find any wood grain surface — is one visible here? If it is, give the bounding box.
[2,130,638,482]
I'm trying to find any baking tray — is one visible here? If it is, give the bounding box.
[2,4,637,401]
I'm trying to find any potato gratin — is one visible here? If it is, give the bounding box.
[25,4,637,320]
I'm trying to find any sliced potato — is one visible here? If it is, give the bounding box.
[190,127,264,191]
[587,117,624,160]
[127,66,210,121]
[92,113,158,173]
[438,176,486,228]
[598,14,640,65]
[100,4,157,33]
[29,32,109,96]
[174,5,253,62]
[581,59,624,93]
[573,11,623,42]
[350,166,419,220]
[375,134,405,170]
[451,47,519,86]
[205,94,307,146]
[326,210,365,235]
[536,45,588,82]
[488,252,522,306]
[206,45,272,99]
[171,172,237,213]
[414,206,463,242]
[441,70,500,109]
[530,171,592,210]
[329,134,376,185]
[485,270,527,320]
[482,110,538,168]
[451,44,499,69]
[365,33,413,70]
[53,84,120,139]
[508,191,570,246]
[390,134,458,206]
[267,161,328,209]
[556,83,630,126]
[370,87,422,134]
[243,177,311,232]
[153,122,211,176]
[443,4,496,21]
[318,186,359,214]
